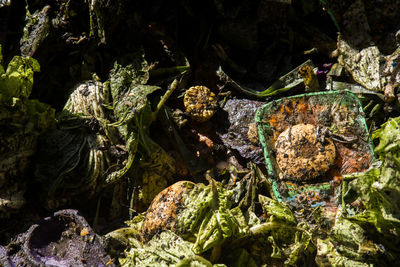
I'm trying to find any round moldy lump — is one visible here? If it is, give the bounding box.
[141,181,195,241]
[275,123,336,181]
[184,86,217,122]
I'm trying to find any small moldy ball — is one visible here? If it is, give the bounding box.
[141,181,195,241]
[184,86,217,122]
[275,123,336,180]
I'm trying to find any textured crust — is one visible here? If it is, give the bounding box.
[247,122,259,144]
[141,181,195,241]
[184,86,217,122]
[275,124,336,180]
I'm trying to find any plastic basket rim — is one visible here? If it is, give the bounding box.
[254,90,376,202]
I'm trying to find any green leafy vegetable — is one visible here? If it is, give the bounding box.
[321,116,400,265]
[0,47,54,215]
[0,54,40,103]
[170,181,248,253]
[118,231,221,267]
[252,195,315,265]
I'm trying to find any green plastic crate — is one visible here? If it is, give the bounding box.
[255,90,375,205]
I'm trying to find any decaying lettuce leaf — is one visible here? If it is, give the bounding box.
[316,211,389,266]
[112,181,317,266]
[0,51,54,147]
[372,117,400,157]
[191,191,246,253]
[251,195,315,265]
[316,238,371,267]
[35,80,109,199]
[108,58,159,124]
[337,36,383,92]
[0,48,54,216]
[344,117,400,235]
[259,195,296,224]
[106,57,175,210]
[34,50,175,212]
[153,181,250,254]
[317,116,400,265]
[0,53,41,103]
[118,231,223,267]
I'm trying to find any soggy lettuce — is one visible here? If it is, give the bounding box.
[0,49,54,133]
[0,54,40,101]
[108,115,400,266]
[34,51,175,210]
[111,182,317,266]
[0,47,54,215]
[0,46,54,137]
[320,116,400,265]
[252,195,314,265]
[171,181,249,254]
[118,231,222,267]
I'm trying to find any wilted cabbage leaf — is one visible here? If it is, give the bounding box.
[337,36,383,92]
[145,179,259,256]
[0,47,54,215]
[252,195,314,265]
[0,52,40,102]
[118,231,223,267]
[35,80,109,199]
[34,51,174,211]
[318,116,400,265]
[113,180,319,265]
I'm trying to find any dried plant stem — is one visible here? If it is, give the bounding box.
[151,78,179,123]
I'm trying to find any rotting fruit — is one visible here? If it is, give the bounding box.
[140,181,195,241]
[184,85,217,122]
[275,123,336,180]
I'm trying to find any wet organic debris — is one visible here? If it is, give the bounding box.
[0,47,54,217]
[258,91,374,179]
[255,91,375,229]
[33,45,182,214]
[315,115,400,265]
[2,0,400,266]
[108,176,317,266]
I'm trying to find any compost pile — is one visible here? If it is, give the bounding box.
[1,0,400,266]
